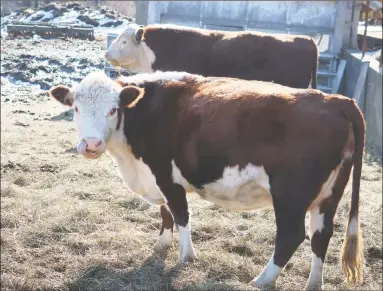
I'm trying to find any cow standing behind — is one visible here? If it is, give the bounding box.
[50,71,365,290]
[104,23,318,89]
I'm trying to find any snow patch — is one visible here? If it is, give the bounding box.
[1,3,134,37]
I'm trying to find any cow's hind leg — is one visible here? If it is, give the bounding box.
[154,205,174,252]
[305,157,353,290]
[251,198,307,289]
[306,204,335,290]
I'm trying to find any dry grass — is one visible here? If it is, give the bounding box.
[1,82,382,290]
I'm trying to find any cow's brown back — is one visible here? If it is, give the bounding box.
[142,25,318,88]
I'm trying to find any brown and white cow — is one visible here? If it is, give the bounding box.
[104,23,318,89]
[49,71,365,289]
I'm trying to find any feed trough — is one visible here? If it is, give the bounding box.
[7,21,95,40]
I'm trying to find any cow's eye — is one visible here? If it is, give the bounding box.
[109,108,117,116]
[74,106,79,114]
[123,41,127,44]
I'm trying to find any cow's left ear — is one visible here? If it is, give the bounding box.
[134,26,144,44]
[49,85,74,107]
[119,86,145,109]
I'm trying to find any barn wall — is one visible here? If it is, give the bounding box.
[341,49,383,156]
[137,0,358,54]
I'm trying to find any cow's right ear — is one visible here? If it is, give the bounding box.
[49,85,74,107]
[134,26,144,44]
[119,86,145,109]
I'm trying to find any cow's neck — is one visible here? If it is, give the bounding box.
[106,130,128,159]
[105,118,166,205]
[105,120,139,186]
[137,41,156,73]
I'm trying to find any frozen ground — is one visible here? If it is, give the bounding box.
[1,2,133,38]
[1,37,105,90]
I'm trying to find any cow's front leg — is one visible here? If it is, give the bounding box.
[154,205,174,252]
[157,182,197,263]
[150,161,197,263]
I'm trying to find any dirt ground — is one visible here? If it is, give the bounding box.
[1,37,382,291]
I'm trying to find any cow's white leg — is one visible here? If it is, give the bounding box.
[154,228,173,252]
[250,255,282,288]
[178,222,197,263]
[305,206,325,290]
[153,175,197,263]
[154,205,174,252]
[306,254,324,290]
[251,197,307,289]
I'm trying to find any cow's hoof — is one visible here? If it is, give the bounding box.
[153,229,173,252]
[177,249,198,264]
[153,241,172,253]
[249,278,276,290]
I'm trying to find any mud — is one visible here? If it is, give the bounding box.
[1,36,106,100]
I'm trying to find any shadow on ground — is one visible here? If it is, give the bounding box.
[67,253,179,291]
[66,252,267,291]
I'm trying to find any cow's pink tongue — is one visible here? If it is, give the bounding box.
[77,141,87,155]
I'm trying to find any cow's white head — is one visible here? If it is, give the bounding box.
[49,71,144,159]
[104,23,155,73]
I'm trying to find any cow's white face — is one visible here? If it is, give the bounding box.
[49,72,122,159]
[104,24,155,73]
[50,72,145,160]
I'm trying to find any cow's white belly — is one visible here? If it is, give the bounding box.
[172,160,273,211]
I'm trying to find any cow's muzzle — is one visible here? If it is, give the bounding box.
[104,51,119,66]
[77,137,105,159]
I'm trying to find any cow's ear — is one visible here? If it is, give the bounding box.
[134,26,144,43]
[49,85,74,107]
[119,86,145,109]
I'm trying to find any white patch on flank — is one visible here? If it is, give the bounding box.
[305,254,324,289]
[171,160,196,192]
[178,223,197,263]
[309,206,324,237]
[202,164,272,211]
[251,255,282,288]
[343,151,353,160]
[171,161,272,211]
[309,161,344,210]
[348,217,358,236]
[118,71,199,87]
[154,228,173,252]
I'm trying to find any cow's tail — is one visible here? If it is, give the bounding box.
[339,97,365,285]
[311,41,318,89]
